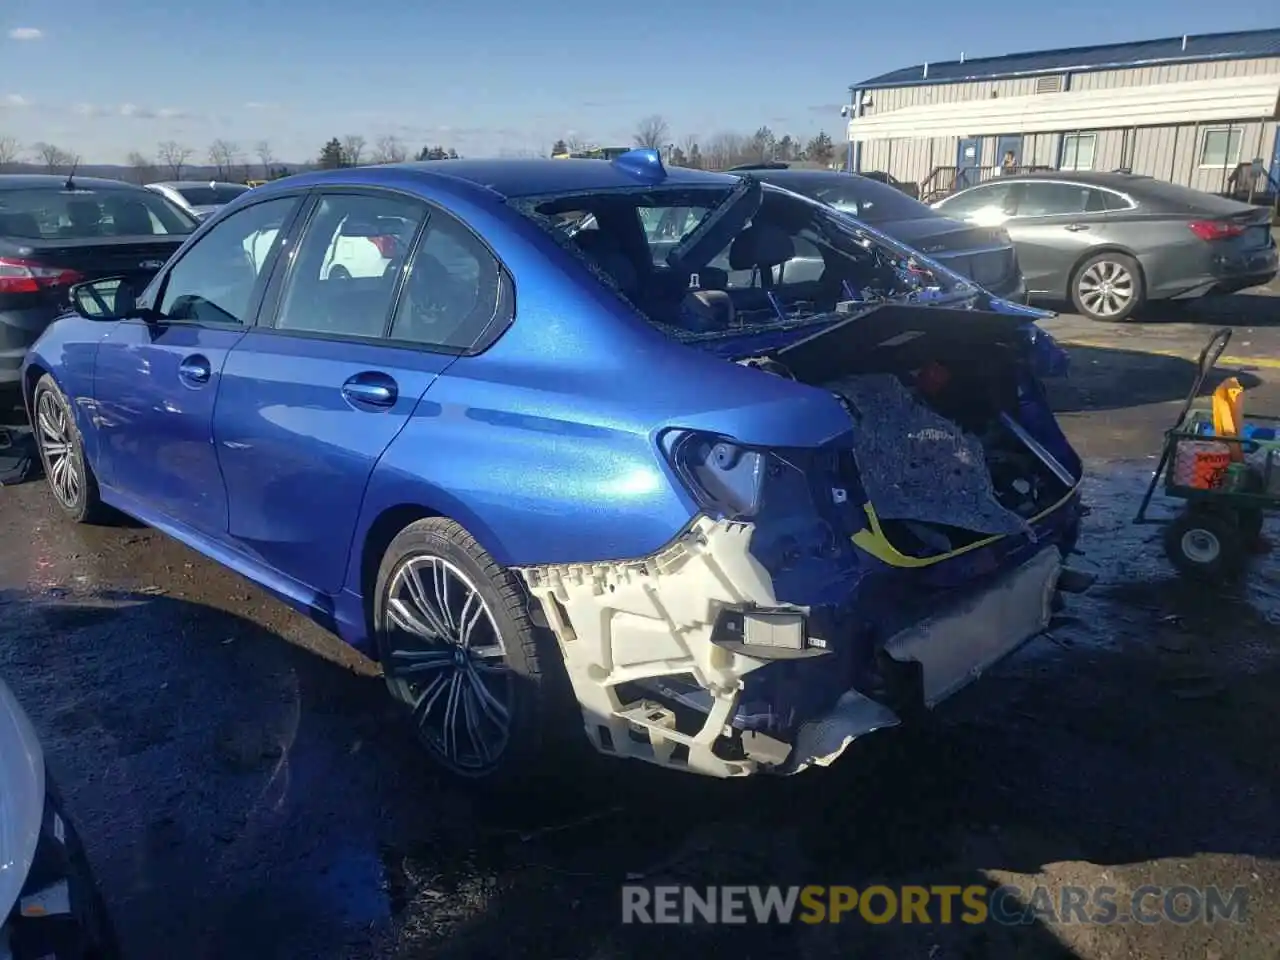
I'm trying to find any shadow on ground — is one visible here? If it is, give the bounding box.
[1047,343,1262,414]
[4,457,1280,960]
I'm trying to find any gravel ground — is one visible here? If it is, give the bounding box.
[3,292,1280,959]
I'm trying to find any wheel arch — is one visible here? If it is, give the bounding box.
[1066,244,1148,303]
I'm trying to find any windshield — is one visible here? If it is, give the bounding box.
[0,187,198,239]
[513,181,977,343]
[177,184,250,207]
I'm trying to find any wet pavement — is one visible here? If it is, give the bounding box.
[3,291,1280,959]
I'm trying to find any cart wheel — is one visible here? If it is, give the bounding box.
[1163,509,1246,581]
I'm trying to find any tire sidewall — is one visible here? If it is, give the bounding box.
[32,375,92,522]
[372,519,547,782]
[1072,252,1143,322]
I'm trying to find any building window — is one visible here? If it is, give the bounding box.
[1059,133,1096,171]
[1198,128,1242,168]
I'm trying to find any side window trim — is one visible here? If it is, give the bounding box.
[139,192,309,329]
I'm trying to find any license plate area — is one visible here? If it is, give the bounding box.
[881,546,1061,708]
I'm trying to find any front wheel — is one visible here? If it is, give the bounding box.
[31,374,108,524]
[373,517,563,784]
[1071,252,1144,322]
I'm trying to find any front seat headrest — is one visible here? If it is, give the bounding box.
[729,223,796,271]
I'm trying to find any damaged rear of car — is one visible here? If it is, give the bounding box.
[503,156,1089,778]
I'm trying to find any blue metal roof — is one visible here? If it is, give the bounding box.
[854,27,1280,90]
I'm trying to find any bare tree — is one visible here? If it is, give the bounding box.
[0,136,20,170]
[157,140,194,179]
[208,139,239,180]
[634,115,670,150]
[341,134,366,166]
[255,140,275,178]
[31,142,73,174]
[127,151,157,184]
[371,134,407,164]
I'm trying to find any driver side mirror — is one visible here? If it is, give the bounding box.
[69,276,141,321]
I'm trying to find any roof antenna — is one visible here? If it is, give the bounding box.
[63,158,79,191]
[1181,34,1188,51]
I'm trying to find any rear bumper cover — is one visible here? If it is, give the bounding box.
[519,500,1084,778]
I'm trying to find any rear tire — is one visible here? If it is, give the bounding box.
[30,374,109,524]
[1071,252,1144,322]
[372,517,568,786]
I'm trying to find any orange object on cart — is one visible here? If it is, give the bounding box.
[1212,377,1245,462]
[1172,441,1232,490]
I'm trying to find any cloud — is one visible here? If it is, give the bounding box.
[118,103,153,118]
[7,27,43,40]
[156,107,188,119]
[243,101,279,111]
[3,93,30,108]
[72,103,105,117]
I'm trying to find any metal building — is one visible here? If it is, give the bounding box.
[845,29,1280,203]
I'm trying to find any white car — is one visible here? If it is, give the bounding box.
[240,214,411,280]
[0,676,117,958]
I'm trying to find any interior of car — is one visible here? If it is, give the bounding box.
[533,185,926,336]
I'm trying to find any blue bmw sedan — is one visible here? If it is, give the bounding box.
[21,150,1088,783]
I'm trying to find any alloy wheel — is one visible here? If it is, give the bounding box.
[1181,528,1221,565]
[1077,260,1134,319]
[382,554,512,775]
[35,389,81,509]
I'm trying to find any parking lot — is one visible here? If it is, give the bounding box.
[4,284,1280,959]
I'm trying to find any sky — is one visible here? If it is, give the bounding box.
[0,0,1276,165]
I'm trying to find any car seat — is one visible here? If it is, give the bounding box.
[573,230,639,298]
[0,212,41,238]
[106,198,155,236]
[64,199,103,237]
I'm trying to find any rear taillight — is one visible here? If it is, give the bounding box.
[369,235,398,258]
[1188,220,1245,242]
[0,257,84,295]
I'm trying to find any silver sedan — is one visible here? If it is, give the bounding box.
[933,171,1277,321]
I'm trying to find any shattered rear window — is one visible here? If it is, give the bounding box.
[511,184,977,344]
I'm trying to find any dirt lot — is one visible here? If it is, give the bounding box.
[3,290,1280,959]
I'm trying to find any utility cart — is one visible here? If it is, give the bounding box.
[1134,327,1280,581]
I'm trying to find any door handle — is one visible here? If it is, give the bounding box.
[342,373,398,409]
[1064,223,1090,232]
[178,355,211,384]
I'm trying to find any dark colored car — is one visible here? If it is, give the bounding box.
[730,165,1027,303]
[22,152,1088,783]
[0,175,198,406]
[859,169,921,199]
[933,172,1279,322]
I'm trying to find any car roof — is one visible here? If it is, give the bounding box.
[987,171,1155,190]
[267,158,741,202]
[149,180,249,189]
[0,174,152,192]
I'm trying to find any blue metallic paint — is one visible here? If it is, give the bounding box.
[22,158,1082,664]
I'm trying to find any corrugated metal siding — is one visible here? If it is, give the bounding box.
[855,28,1280,88]
[1071,56,1280,89]
[863,76,1049,115]
[852,55,1280,191]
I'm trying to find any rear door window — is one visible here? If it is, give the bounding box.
[1013,182,1093,218]
[935,182,1018,221]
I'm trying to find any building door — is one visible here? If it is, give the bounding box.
[1269,127,1280,194]
[956,137,981,189]
[996,134,1024,173]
